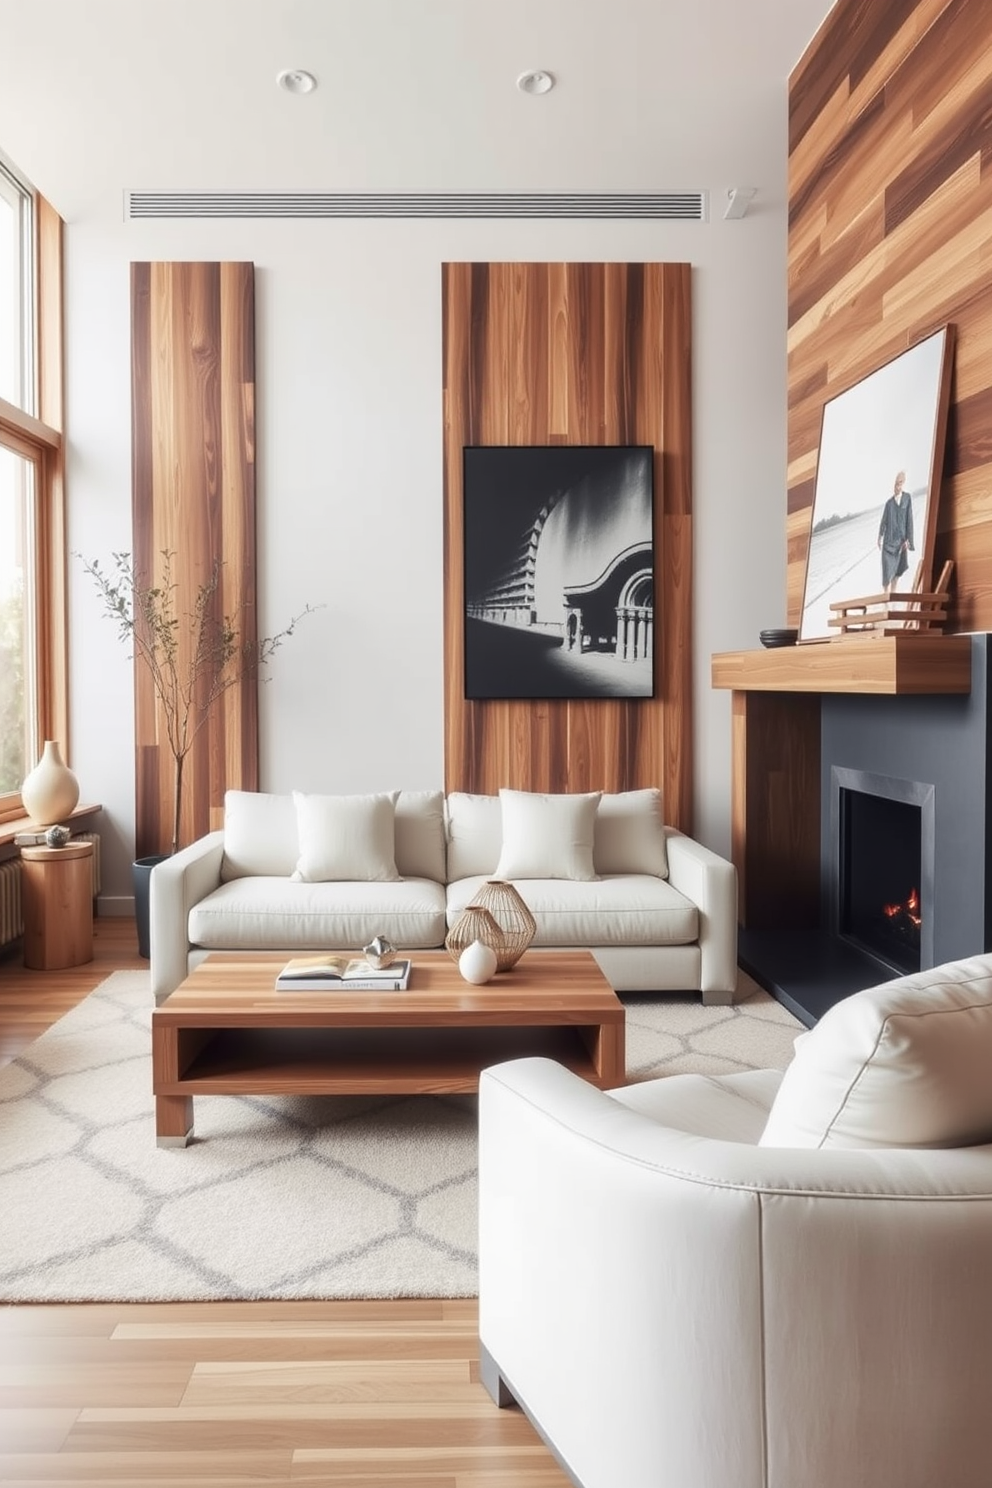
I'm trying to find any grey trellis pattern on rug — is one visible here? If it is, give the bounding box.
[0,971,801,1301]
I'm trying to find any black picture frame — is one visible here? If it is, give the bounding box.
[462,445,655,700]
[799,325,955,643]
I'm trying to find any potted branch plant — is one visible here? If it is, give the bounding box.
[82,550,316,955]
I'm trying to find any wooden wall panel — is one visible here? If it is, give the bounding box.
[130,262,256,857]
[442,262,692,829]
[788,0,992,635]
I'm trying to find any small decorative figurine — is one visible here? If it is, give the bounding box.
[44,824,72,849]
[363,935,395,970]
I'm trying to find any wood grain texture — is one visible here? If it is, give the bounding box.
[442,262,693,830]
[734,692,821,930]
[130,262,257,857]
[711,633,972,693]
[787,0,992,637]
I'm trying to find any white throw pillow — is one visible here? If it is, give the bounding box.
[594,788,669,878]
[221,790,299,880]
[291,791,400,883]
[494,789,601,881]
[758,956,992,1149]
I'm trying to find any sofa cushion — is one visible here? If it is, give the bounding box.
[594,788,669,879]
[395,790,446,882]
[221,790,299,881]
[759,956,992,1150]
[494,789,601,881]
[446,792,502,881]
[447,875,698,947]
[291,791,400,883]
[188,876,447,950]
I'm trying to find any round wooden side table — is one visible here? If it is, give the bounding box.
[20,841,94,970]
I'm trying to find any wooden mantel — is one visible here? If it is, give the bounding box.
[712,634,972,695]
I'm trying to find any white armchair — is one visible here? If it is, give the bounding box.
[478,957,992,1488]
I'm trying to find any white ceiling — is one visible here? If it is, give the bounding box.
[0,0,835,221]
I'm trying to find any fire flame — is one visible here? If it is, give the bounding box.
[883,887,921,928]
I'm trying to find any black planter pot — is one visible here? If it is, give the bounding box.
[132,854,168,960]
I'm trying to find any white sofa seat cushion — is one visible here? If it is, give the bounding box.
[447,874,698,947]
[610,1069,783,1143]
[188,876,447,950]
[760,955,992,1150]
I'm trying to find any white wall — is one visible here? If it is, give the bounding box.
[65,210,788,908]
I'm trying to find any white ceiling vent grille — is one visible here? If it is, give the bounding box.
[125,190,708,221]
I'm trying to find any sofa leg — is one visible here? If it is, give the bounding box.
[701,986,735,1006]
[479,1342,517,1408]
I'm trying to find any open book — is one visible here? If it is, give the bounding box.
[275,955,411,991]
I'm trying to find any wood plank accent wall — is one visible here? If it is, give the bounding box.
[130,262,257,858]
[787,0,992,633]
[441,262,693,828]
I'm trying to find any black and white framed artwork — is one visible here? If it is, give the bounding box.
[462,445,655,700]
[798,325,955,643]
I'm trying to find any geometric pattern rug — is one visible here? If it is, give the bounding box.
[0,970,802,1302]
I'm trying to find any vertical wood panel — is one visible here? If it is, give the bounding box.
[130,262,256,857]
[787,0,992,633]
[442,263,692,828]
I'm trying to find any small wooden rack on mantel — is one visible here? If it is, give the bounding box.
[711,632,972,695]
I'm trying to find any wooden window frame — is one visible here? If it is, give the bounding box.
[0,192,65,825]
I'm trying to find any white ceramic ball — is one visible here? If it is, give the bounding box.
[458,939,498,985]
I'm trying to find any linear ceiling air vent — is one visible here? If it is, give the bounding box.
[125,190,707,221]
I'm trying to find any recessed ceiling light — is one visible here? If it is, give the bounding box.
[517,70,555,95]
[277,69,317,95]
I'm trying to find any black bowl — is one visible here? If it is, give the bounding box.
[759,628,799,649]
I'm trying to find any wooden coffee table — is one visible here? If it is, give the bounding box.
[151,949,625,1145]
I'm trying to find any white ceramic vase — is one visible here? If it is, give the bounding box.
[458,939,498,985]
[21,740,80,825]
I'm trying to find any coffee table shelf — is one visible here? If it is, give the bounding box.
[152,950,625,1145]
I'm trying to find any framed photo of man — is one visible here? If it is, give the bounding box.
[798,325,955,644]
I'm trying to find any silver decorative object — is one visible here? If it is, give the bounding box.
[363,935,395,970]
[44,824,72,849]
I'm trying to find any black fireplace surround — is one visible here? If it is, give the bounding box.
[740,633,992,1025]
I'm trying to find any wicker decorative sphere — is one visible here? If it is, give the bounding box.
[468,880,537,971]
[445,904,503,964]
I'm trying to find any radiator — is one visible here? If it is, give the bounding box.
[0,833,102,948]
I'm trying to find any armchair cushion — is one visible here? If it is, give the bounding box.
[759,957,992,1150]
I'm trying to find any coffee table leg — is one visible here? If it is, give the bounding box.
[591,1021,626,1086]
[156,1094,193,1147]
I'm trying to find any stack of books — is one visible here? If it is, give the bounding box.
[275,955,412,991]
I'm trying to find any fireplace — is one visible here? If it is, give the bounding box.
[737,634,992,1027]
[831,769,934,976]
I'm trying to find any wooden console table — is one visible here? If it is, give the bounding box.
[711,635,973,930]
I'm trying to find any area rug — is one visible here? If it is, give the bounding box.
[0,970,801,1302]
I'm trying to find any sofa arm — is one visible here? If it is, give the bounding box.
[149,831,224,1004]
[665,828,738,1000]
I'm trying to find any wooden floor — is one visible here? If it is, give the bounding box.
[0,919,570,1487]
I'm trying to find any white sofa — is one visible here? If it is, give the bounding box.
[478,956,992,1488]
[149,787,738,1005]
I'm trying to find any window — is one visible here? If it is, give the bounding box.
[0,158,34,414]
[0,152,64,823]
